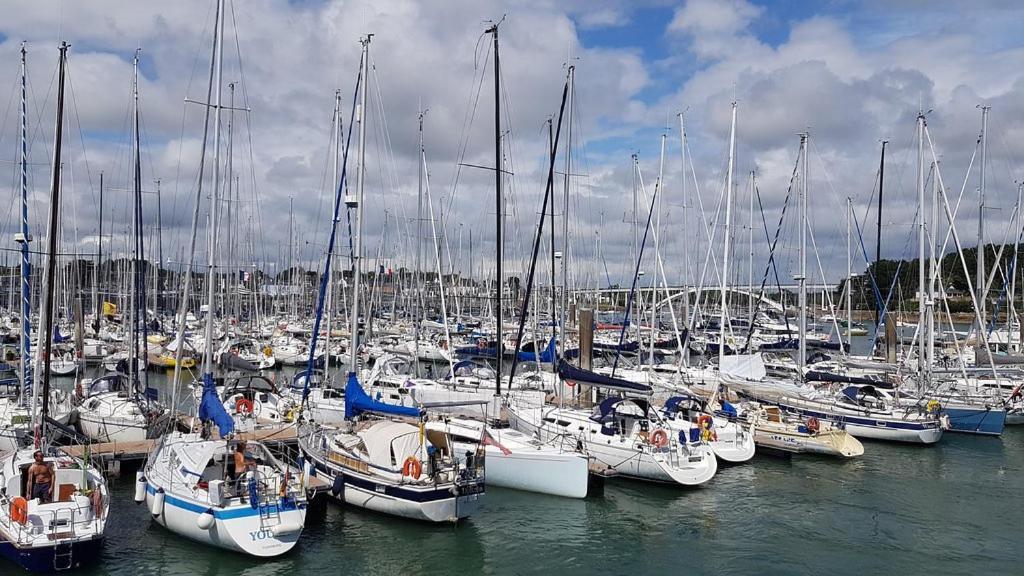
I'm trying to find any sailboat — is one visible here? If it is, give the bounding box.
[76,49,168,444]
[141,0,307,556]
[0,42,109,572]
[298,35,484,523]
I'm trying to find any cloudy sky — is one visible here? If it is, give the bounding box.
[0,0,1022,294]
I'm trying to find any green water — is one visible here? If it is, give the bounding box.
[62,428,1021,576]
[25,331,1024,575]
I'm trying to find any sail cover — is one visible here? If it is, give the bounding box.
[558,359,652,394]
[198,372,234,437]
[720,353,767,381]
[344,372,421,420]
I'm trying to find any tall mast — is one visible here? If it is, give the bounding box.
[201,0,225,377]
[132,47,147,389]
[348,35,371,372]
[875,140,886,330]
[650,132,666,367]
[977,105,990,330]
[720,102,736,371]
[93,172,102,335]
[846,197,853,349]
[17,43,32,408]
[39,42,69,438]
[155,178,162,313]
[678,112,690,339]
[748,170,755,324]
[326,89,341,377]
[487,22,503,396]
[798,132,808,374]
[415,108,425,376]
[559,65,574,367]
[916,112,926,382]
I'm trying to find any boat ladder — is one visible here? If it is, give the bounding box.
[53,540,73,571]
[257,484,281,528]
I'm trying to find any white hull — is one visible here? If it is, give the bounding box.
[145,483,304,557]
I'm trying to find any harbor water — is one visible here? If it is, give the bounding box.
[32,325,1023,575]
[45,357,1017,576]
[72,428,1020,575]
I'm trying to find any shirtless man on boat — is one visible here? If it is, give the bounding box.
[26,450,55,503]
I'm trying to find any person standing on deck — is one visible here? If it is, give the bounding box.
[26,450,54,503]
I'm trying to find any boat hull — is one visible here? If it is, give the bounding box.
[941,404,1005,436]
[302,446,482,523]
[145,483,304,557]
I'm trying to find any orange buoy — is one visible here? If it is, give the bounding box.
[402,456,422,480]
[650,428,670,448]
[235,397,254,415]
[10,496,28,524]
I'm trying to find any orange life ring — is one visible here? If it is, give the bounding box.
[402,456,422,480]
[10,496,27,525]
[697,414,713,430]
[650,428,670,448]
[235,397,254,415]
[806,417,820,434]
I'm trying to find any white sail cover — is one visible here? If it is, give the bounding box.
[720,353,767,381]
[360,421,424,468]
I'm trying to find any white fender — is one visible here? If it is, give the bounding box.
[271,522,302,536]
[197,509,215,530]
[134,471,147,503]
[150,488,165,516]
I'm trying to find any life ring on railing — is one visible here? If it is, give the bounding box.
[650,428,669,448]
[565,380,576,388]
[10,497,27,525]
[235,397,254,416]
[402,456,422,480]
[806,416,820,435]
[697,414,713,430]
[926,399,942,414]
[477,338,488,349]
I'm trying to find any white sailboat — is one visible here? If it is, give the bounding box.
[142,0,308,556]
[0,42,109,572]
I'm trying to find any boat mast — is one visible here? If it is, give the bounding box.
[916,112,926,386]
[720,102,736,371]
[846,197,853,348]
[678,112,690,345]
[93,172,102,336]
[17,43,32,409]
[325,89,341,378]
[487,22,503,396]
[39,42,69,442]
[798,131,808,374]
[131,48,149,390]
[201,0,226,378]
[977,105,990,332]
[559,65,574,368]
[748,170,755,325]
[415,107,425,376]
[875,140,886,331]
[348,35,371,373]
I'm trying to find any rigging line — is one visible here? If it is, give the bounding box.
[508,73,570,383]
[443,40,491,226]
[742,176,795,352]
[611,156,660,376]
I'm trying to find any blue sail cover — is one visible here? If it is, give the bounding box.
[198,372,234,437]
[454,335,556,362]
[344,372,421,420]
[557,359,652,394]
